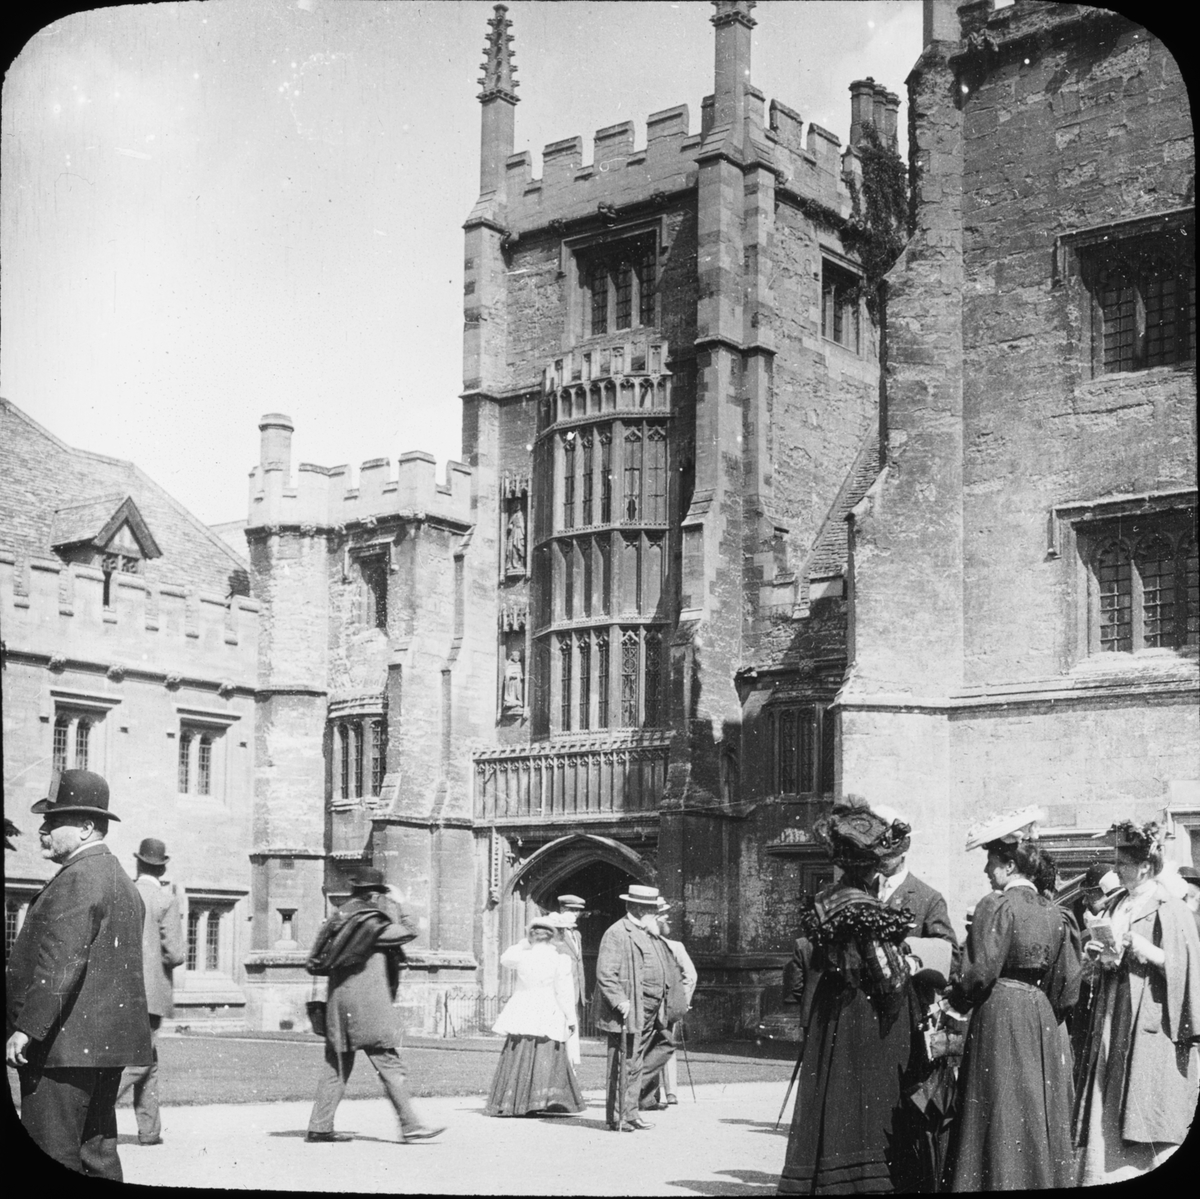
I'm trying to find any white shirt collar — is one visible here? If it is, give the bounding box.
[1004,878,1036,892]
[878,867,909,901]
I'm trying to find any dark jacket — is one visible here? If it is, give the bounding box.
[6,842,153,1068]
[883,870,961,979]
[318,895,418,1053]
[593,915,686,1034]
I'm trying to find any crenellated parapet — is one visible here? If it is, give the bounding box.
[499,93,860,240]
[246,416,472,533]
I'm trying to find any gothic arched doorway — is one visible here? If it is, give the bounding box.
[505,833,654,1003]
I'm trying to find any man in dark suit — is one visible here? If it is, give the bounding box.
[117,837,186,1146]
[6,770,152,1179]
[304,868,443,1144]
[594,884,685,1131]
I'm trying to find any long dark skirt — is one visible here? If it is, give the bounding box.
[944,978,1074,1191]
[778,977,914,1195]
[484,1034,584,1117]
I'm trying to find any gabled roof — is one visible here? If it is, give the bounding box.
[1,398,248,594]
[50,494,162,558]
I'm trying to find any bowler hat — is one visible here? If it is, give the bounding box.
[350,867,388,893]
[134,837,170,866]
[31,769,120,822]
[619,884,661,906]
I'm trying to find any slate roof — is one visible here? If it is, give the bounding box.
[801,435,883,582]
[1,398,248,595]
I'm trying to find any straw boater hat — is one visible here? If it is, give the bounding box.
[619,884,661,906]
[964,805,1046,852]
[31,769,121,822]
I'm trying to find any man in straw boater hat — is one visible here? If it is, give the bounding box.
[116,837,186,1146]
[593,883,686,1131]
[303,867,444,1144]
[552,894,588,1068]
[5,769,153,1178]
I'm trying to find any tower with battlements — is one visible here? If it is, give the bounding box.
[246,1,900,1037]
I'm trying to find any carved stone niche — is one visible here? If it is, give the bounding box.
[500,631,526,720]
[502,495,527,579]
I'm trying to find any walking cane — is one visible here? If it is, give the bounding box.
[616,1009,629,1132]
[775,1045,804,1130]
[678,1020,698,1103]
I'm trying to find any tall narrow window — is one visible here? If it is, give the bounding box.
[646,428,668,522]
[597,634,610,728]
[1183,538,1199,647]
[600,435,613,523]
[614,257,633,330]
[1096,542,1133,652]
[621,535,640,614]
[581,435,594,526]
[822,259,861,352]
[562,435,576,529]
[773,706,827,794]
[559,637,573,732]
[370,720,385,797]
[621,630,639,726]
[361,558,388,631]
[598,535,612,616]
[53,716,70,772]
[624,430,642,521]
[205,910,221,971]
[74,719,91,770]
[338,724,350,799]
[352,722,364,798]
[777,709,798,794]
[197,735,213,796]
[178,731,193,793]
[1137,537,1176,648]
[587,259,608,336]
[578,634,591,731]
[644,632,662,726]
[186,908,201,971]
[638,243,656,328]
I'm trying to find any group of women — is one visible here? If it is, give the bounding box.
[777,799,1200,1194]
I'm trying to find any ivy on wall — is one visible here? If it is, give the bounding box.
[845,123,910,320]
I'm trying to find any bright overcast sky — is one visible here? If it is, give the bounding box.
[2,1,922,525]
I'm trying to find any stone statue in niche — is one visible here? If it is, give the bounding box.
[502,650,524,712]
[504,501,526,576]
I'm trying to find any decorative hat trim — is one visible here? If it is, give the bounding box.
[964,805,1046,852]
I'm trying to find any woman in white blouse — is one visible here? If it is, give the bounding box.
[484,917,585,1117]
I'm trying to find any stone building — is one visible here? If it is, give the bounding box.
[245,0,894,1035]
[245,0,1195,1038]
[840,0,1197,925]
[1,397,260,1026]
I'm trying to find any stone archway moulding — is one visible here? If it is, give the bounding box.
[506,832,655,902]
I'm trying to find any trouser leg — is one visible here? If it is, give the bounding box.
[307,1046,354,1134]
[364,1046,425,1138]
[20,1065,123,1180]
[663,1051,678,1098]
[79,1068,124,1179]
[639,1020,674,1106]
[605,1031,634,1124]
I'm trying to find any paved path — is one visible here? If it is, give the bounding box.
[116,1081,790,1195]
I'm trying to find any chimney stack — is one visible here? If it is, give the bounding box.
[710,1,757,132]
[849,78,876,146]
[882,91,901,152]
[259,413,294,476]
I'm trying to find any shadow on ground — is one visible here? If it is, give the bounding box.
[719,1117,789,1136]
[666,1168,779,1195]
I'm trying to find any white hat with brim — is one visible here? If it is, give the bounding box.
[964,805,1047,852]
[619,884,661,905]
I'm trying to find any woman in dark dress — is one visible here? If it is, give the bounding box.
[777,798,920,1195]
[942,807,1081,1191]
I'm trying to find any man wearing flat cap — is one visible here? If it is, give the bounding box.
[304,867,443,1144]
[5,770,152,1179]
[593,884,686,1130]
[117,837,186,1146]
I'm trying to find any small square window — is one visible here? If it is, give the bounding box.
[821,259,861,353]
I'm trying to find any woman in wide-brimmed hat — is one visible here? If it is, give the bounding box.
[942,806,1081,1191]
[1073,820,1200,1185]
[484,916,585,1117]
[776,796,921,1195]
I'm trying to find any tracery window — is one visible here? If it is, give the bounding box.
[1083,229,1195,374]
[1085,514,1198,653]
[578,235,657,338]
[178,726,218,796]
[53,709,104,774]
[330,715,386,801]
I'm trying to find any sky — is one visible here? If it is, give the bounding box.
[2,0,923,525]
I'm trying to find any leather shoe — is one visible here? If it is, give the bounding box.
[640,1101,668,1111]
[402,1126,445,1142]
[607,1122,636,1132]
[305,1131,353,1143]
[627,1117,653,1130]
[138,1137,165,1146]
[666,1095,679,1105]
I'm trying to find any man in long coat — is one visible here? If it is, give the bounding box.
[305,868,443,1144]
[117,837,186,1146]
[594,883,685,1130]
[5,770,152,1178]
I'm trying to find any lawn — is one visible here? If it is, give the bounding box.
[7,1031,796,1110]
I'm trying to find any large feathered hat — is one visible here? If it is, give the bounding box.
[813,795,912,867]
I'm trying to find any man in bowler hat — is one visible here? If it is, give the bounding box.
[117,837,186,1145]
[304,868,444,1144]
[6,770,152,1178]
